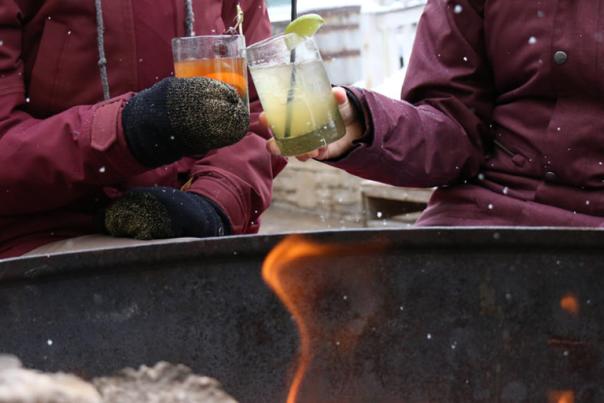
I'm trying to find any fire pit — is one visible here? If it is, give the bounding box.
[0,228,603,402]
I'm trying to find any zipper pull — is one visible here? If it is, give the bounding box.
[224,3,244,35]
[234,3,244,35]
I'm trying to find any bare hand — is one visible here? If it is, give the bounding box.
[262,87,364,161]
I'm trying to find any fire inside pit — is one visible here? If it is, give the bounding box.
[260,233,604,403]
[262,236,387,403]
[0,228,603,402]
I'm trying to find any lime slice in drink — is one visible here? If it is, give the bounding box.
[285,13,325,37]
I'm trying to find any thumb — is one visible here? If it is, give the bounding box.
[332,87,357,126]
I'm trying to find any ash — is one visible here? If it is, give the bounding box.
[0,356,237,403]
[0,356,101,403]
[94,362,237,403]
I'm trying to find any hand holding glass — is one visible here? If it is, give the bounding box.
[247,34,345,156]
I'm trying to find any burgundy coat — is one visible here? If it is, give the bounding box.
[0,0,286,258]
[338,0,604,227]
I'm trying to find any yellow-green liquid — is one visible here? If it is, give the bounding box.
[251,60,345,155]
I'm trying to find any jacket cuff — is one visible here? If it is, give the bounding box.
[88,93,148,178]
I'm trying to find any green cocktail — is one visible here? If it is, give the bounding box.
[247,33,345,156]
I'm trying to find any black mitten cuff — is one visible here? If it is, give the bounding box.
[121,79,186,167]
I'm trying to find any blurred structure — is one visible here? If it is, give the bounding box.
[360,0,425,97]
[269,0,426,92]
[272,5,363,87]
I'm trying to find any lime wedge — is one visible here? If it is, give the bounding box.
[285,13,325,37]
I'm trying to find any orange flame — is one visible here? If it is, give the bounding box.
[262,236,334,403]
[548,390,575,403]
[262,235,384,403]
[560,293,580,316]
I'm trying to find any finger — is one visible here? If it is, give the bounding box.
[259,112,269,128]
[297,155,314,162]
[333,88,358,126]
[314,146,330,161]
[332,87,348,105]
[296,150,320,161]
[266,138,282,156]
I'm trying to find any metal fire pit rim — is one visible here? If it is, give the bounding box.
[1,226,603,283]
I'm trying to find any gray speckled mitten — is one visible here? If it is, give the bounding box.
[122,77,249,167]
[104,187,230,240]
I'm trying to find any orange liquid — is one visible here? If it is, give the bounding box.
[174,57,248,99]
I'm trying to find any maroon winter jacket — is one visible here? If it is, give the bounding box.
[0,0,286,259]
[338,0,604,227]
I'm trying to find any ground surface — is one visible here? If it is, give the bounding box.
[258,205,364,234]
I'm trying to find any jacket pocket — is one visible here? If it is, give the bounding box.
[28,19,70,117]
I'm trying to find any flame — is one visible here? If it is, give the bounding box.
[548,390,575,403]
[262,236,333,403]
[560,293,580,316]
[262,235,383,403]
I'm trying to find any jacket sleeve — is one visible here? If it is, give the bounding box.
[0,2,147,216]
[187,0,287,234]
[331,0,494,187]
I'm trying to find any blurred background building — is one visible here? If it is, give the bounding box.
[260,0,431,233]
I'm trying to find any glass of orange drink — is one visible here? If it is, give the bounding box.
[172,35,249,110]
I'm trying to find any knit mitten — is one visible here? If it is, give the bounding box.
[122,77,249,167]
[104,187,231,240]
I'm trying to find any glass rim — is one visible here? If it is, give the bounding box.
[246,32,310,51]
[172,34,245,44]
